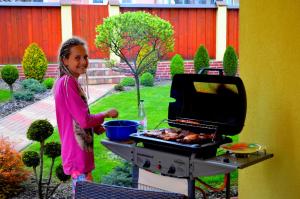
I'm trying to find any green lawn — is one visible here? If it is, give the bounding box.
[0,89,11,103]
[24,84,238,186]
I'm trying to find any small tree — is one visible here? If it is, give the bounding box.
[0,65,19,98]
[0,138,29,198]
[223,46,238,76]
[194,45,210,74]
[22,43,48,81]
[22,119,69,199]
[170,54,184,79]
[95,11,174,108]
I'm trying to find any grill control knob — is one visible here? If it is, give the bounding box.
[223,158,230,163]
[168,166,176,174]
[143,160,151,168]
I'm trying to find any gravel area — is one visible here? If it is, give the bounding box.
[11,175,72,199]
[0,79,52,118]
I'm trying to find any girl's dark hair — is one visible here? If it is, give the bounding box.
[58,37,86,77]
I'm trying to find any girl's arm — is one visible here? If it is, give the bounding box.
[64,77,106,129]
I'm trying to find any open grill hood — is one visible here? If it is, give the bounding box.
[168,74,247,136]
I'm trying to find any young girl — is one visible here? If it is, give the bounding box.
[54,37,118,194]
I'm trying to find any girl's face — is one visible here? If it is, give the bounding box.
[63,45,89,78]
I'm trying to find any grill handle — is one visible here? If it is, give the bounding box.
[198,68,224,75]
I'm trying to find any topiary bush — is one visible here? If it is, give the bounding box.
[23,120,66,199]
[136,45,158,77]
[13,90,34,101]
[120,77,135,87]
[22,43,48,81]
[21,78,46,93]
[55,164,71,182]
[0,64,19,98]
[22,151,40,168]
[42,78,55,89]
[170,54,184,79]
[0,138,29,198]
[140,72,154,87]
[223,46,238,76]
[27,119,54,142]
[114,84,125,91]
[194,45,210,74]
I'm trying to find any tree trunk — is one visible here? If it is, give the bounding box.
[134,75,140,109]
[9,84,13,100]
[45,158,55,198]
[38,141,45,199]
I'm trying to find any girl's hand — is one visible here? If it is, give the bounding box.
[94,124,105,135]
[104,109,119,118]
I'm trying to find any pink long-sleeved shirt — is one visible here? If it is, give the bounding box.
[54,75,105,175]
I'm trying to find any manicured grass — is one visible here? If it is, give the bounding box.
[0,89,11,103]
[24,84,238,186]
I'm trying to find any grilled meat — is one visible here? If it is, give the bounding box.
[143,128,214,144]
[143,130,163,138]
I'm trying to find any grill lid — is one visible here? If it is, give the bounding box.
[168,74,247,136]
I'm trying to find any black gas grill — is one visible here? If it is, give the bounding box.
[130,73,247,158]
[102,73,273,199]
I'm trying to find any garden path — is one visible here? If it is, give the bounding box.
[0,84,115,151]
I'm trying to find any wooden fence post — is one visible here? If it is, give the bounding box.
[61,1,73,42]
[215,0,227,61]
[108,0,120,62]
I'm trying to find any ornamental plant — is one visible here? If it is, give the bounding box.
[0,64,19,98]
[194,45,210,74]
[22,43,48,81]
[0,138,29,198]
[22,119,69,199]
[120,77,135,87]
[140,72,154,87]
[170,54,184,79]
[42,78,55,89]
[223,46,238,76]
[95,11,174,108]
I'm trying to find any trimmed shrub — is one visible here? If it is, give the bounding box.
[22,43,48,81]
[140,72,154,87]
[22,151,40,168]
[0,138,29,198]
[13,90,34,101]
[44,142,61,158]
[194,45,210,74]
[223,46,238,76]
[43,78,55,89]
[27,119,54,142]
[136,45,158,76]
[1,65,19,86]
[21,78,46,93]
[114,84,125,91]
[0,65,19,97]
[120,77,135,87]
[170,54,184,79]
[55,164,71,182]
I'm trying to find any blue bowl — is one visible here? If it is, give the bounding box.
[103,120,139,141]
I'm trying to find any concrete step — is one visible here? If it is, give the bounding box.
[80,75,126,85]
[89,60,107,68]
[86,68,123,76]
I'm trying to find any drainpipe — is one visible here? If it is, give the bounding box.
[215,0,227,61]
